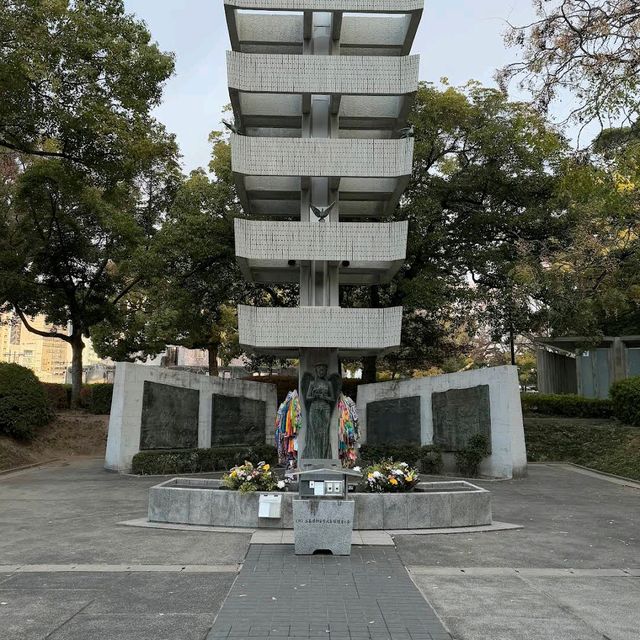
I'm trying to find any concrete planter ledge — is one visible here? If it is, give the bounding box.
[148,478,491,530]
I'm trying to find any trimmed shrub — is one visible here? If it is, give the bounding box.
[131,445,279,475]
[359,443,443,475]
[419,444,444,475]
[521,393,613,419]
[610,376,640,427]
[248,443,279,466]
[40,383,113,413]
[455,434,490,477]
[85,384,114,414]
[0,363,53,439]
[42,383,72,410]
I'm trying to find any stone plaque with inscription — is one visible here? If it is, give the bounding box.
[366,396,421,445]
[140,382,199,450]
[211,394,266,446]
[293,499,355,556]
[432,385,491,452]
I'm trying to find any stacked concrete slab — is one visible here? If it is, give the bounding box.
[225,0,422,464]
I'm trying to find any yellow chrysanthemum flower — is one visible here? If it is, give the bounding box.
[389,477,398,485]
[263,464,270,471]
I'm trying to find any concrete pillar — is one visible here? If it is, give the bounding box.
[298,11,340,469]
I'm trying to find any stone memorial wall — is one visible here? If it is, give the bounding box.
[105,363,277,472]
[356,365,526,479]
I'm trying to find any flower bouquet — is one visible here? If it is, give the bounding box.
[222,461,280,493]
[362,460,419,493]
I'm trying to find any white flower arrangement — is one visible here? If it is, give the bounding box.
[362,459,419,493]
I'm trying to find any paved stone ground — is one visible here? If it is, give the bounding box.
[396,463,639,570]
[1,459,639,639]
[0,459,249,565]
[0,570,236,640]
[397,464,640,640]
[207,545,450,640]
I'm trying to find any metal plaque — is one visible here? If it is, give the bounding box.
[432,385,491,452]
[140,382,199,450]
[211,394,266,446]
[366,396,421,445]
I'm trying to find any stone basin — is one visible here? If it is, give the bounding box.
[148,478,492,530]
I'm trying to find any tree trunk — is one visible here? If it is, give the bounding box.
[70,333,85,408]
[208,345,219,377]
[362,357,377,384]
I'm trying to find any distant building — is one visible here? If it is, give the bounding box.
[1,311,114,384]
[536,336,640,398]
[0,312,71,382]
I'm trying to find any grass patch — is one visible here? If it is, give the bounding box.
[525,416,640,480]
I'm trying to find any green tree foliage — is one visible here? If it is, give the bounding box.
[497,1,640,340]
[93,165,240,374]
[522,141,640,338]
[0,1,178,405]
[0,0,175,176]
[363,82,570,377]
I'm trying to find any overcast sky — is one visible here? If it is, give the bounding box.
[123,0,545,173]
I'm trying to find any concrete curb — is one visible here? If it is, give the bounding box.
[536,462,640,489]
[0,459,62,477]
[119,517,523,537]
[407,566,640,577]
[0,563,240,573]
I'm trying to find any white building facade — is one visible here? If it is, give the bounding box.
[225,0,423,464]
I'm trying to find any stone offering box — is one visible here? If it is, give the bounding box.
[148,478,492,530]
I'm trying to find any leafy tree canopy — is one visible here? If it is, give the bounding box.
[368,81,571,376]
[0,0,175,178]
[500,0,640,131]
[0,0,179,404]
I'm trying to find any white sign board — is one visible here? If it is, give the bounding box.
[258,494,282,519]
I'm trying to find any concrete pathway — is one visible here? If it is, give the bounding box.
[0,570,236,639]
[206,545,451,640]
[1,459,639,639]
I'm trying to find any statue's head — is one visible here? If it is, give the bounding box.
[314,363,328,378]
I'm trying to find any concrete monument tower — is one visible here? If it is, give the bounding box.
[225,0,422,468]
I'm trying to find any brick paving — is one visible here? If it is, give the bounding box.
[207,545,451,640]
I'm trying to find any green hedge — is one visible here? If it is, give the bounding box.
[41,383,113,413]
[131,444,278,475]
[524,417,640,480]
[42,383,72,410]
[359,443,443,475]
[521,393,613,419]
[0,363,53,439]
[610,376,640,427]
[83,384,114,414]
